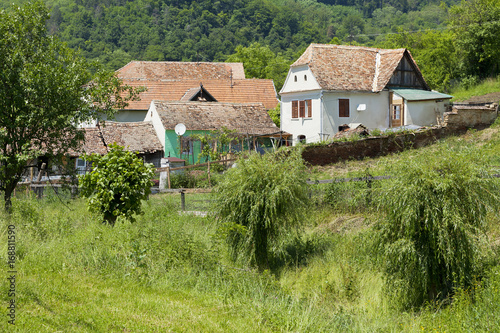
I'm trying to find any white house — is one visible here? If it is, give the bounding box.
[279,44,452,144]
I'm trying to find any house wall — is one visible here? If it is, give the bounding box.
[404,100,449,127]
[322,91,390,137]
[109,110,147,122]
[144,103,166,151]
[281,91,322,144]
[165,130,205,164]
[280,65,321,94]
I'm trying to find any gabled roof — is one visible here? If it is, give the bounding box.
[117,61,246,80]
[72,121,163,156]
[290,44,428,92]
[152,101,279,135]
[121,79,278,110]
[180,84,217,102]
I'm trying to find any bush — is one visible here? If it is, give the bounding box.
[213,148,309,271]
[79,144,155,226]
[377,145,500,309]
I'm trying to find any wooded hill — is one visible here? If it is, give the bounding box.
[2,0,499,92]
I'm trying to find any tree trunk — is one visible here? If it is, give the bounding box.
[4,181,17,214]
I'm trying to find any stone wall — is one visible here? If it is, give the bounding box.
[444,103,498,129]
[302,128,450,166]
[302,104,498,166]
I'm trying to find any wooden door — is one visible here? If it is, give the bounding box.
[391,104,403,127]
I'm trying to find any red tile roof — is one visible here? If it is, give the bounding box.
[117,61,246,80]
[117,61,278,110]
[153,101,280,135]
[290,44,424,92]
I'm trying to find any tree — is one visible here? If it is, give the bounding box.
[0,1,139,211]
[79,144,155,226]
[377,146,500,309]
[449,0,500,79]
[212,148,309,271]
[226,42,291,92]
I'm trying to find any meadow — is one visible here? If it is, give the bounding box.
[1,121,500,332]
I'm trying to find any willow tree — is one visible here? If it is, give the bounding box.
[377,145,500,308]
[213,148,309,271]
[0,1,139,211]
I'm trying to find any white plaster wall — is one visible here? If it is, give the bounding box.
[322,91,390,136]
[280,91,322,145]
[144,101,166,150]
[404,100,449,126]
[280,65,321,94]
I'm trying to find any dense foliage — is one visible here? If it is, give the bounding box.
[79,144,155,226]
[213,148,309,271]
[4,0,490,92]
[0,1,138,211]
[377,145,500,309]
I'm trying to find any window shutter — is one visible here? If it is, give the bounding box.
[292,101,298,118]
[339,99,349,117]
[299,101,305,118]
[306,99,312,117]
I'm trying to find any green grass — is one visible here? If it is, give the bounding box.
[1,123,500,331]
[450,76,500,102]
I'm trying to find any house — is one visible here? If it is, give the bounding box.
[112,61,279,122]
[144,101,287,164]
[70,121,164,172]
[279,44,453,145]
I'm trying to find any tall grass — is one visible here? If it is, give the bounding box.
[451,76,500,102]
[1,124,500,331]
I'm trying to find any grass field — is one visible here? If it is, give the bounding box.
[1,121,500,332]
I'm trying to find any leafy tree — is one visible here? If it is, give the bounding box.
[0,1,139,211]
[79,144,155,226]
[225,42,291,91]
[449,0,500,79]
[213,148,309,271]
[377,146,500,309]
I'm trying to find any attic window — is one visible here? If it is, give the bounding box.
[294,75,297,82]
[304,75,307,81]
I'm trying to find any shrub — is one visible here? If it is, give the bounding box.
[377,145,500,308]
[79,144,155,226]
[212,148,309,271]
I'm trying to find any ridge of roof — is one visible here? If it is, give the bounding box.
[291,43,409,92]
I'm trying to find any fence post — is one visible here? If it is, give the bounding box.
[167,166,171,189]
[180,190,185,211]
[208,160,211,187]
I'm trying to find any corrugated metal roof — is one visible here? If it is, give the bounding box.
[391,89,452,101]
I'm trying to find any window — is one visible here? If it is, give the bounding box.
[294,75,297,82]
[292,100,298,118]
[339,99,349,117]
[299,101,305,117]
[298,135,306,144]
[304,75,307,81]
[306,99,312,117]
[292,100,312,119]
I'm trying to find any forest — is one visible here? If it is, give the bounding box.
[1,0,499,92]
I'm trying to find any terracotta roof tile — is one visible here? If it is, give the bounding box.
[153,101,279,135]
[122,78,278,110]
[291,44,412,92]
[117,61,245,80]
[73,121,163,156]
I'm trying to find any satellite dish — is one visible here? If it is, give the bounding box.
[174,123,186,135]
